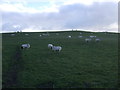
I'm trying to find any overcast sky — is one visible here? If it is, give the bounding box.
[0,0,119,33]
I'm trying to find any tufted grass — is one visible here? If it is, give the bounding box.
[2,31,118,88]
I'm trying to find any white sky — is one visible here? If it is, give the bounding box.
[0,0,119,13]
[0,0,119,33]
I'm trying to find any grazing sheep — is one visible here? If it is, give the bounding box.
[95,38,101,42]
[78,36,83,38]
[21,44,30,49]
[68,35,72,38]
[89,35,96,38]
[56,33,59,35]
[90,36,94,38]
[42,33,49,36]
[48,44,53,49]
[25,34,29,35]
[89,36,93,38]
[39,35,42,37]
[52,46,62,52]
[11,34,15,36]
[85,38,91,42]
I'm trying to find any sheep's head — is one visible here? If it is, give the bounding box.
[21,46,23,49]
[51,46,53,49]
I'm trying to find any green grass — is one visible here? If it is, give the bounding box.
[2,31,118,88]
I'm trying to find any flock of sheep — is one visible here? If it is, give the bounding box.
[21,43,62,52]
[85,35,101,42]
[20,32,101,52]
[67,35,101,43]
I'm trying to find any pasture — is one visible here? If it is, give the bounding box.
[2,31,118,88]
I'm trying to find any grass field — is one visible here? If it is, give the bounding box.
[2,31,118,88]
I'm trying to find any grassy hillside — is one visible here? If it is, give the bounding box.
[2,31,118,88]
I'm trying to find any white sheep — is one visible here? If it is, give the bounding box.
[21,44,30,49]
[90,35,95,38]
[78,36,83,38]
[89,36,97,39]
[85,38,91,42]
[42,33,49,36]
[25,34,29,35]
[56,33,59,35]
[39,35,42,37]
[48,44,53,49]
[11,34,15,36]
[51,46,62,52]
[95,38,101,42]
[68,35,72,38]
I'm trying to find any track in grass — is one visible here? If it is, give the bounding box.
[3,46,23,88]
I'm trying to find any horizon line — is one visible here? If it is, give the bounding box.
[0,29,119,33]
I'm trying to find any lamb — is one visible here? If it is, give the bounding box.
[21,44,30,49]
[85,38,91,42]
[51,46,62,52]
[48,44,53,49]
